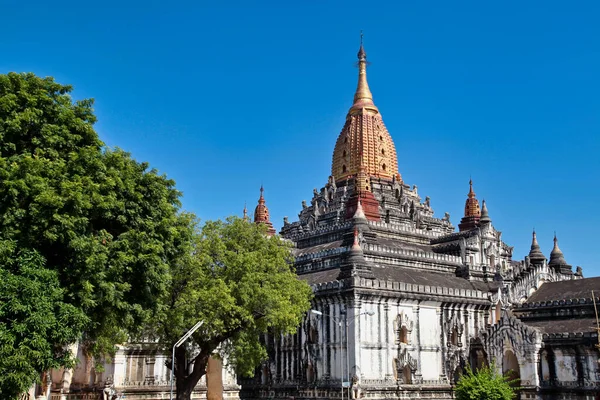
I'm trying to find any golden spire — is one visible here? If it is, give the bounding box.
[458,179,481,231]
[351,32,378,114]
[331,35,400,183]
[464,179,481,217]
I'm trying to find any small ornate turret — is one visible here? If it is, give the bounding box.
[242,203,249,222]
[253,186,276,236]
[479,199,491,225]
[458,179,481,231]
[528,230,546,264]
[548,234,572,274]
[353,199,367,221]
[337,226,374,280]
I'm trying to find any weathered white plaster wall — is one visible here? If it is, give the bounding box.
[554,349,578,382]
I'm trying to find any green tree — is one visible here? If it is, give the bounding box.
[455,364,517,400]
[0,72,191,394]
[158,217,313,400]
[0,242,88,400]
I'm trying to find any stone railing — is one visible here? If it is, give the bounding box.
[370,221,443,238]
[361,378,396,386]
[50,395,100,400]
[313,280,343,292]
[296,246,347,263]
[430,229,479,244]
[360,378,447,387]
[364,243,462,265]
[540,380,599,389]
[121,379,172,387]
[519,297,597,309]
[285,222,353,242]
[357,278,488,300]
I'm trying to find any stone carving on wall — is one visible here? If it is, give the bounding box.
[350,374,361,399]
[302,317,320,383]
[442,212,451,222]
[396,348,418,384]
[394,312,413,345]
[444,310,463,348]
[446,350,466,384]
[444,310,466,383]
[102,383,116,400]
[481,312,541,386]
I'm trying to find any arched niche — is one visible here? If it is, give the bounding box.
[450,328,459,346]
[502,349,521,387]
[468,340,489,371]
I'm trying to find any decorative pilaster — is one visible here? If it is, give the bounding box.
[413,304,423,384]
[438,307,447,381]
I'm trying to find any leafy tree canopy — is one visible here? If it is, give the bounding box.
[158,217,313,400]
[0,243,88,400]
[0,72,191,392]
[455,364,517,400]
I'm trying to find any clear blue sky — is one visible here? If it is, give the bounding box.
[2,1,599,275]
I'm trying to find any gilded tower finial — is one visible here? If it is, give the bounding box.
[468,179,475,199]
[331,38,399,183]
[351,33,377,114]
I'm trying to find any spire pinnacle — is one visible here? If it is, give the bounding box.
[468,179,475,199]
[351,34,378,114]
[243,202,249,221]
[253,186,275,236]
[528,229,545,262]
[548,233,569,267]
[479,199,491,224]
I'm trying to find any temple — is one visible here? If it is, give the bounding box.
[239,42,599,400]
[36,42,599,400]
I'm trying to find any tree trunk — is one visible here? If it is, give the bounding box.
[176,384,194,400]
[174,345,210,400]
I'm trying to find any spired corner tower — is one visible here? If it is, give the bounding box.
[240,42,587,400]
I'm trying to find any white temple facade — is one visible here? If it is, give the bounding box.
[35,43,599,400]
